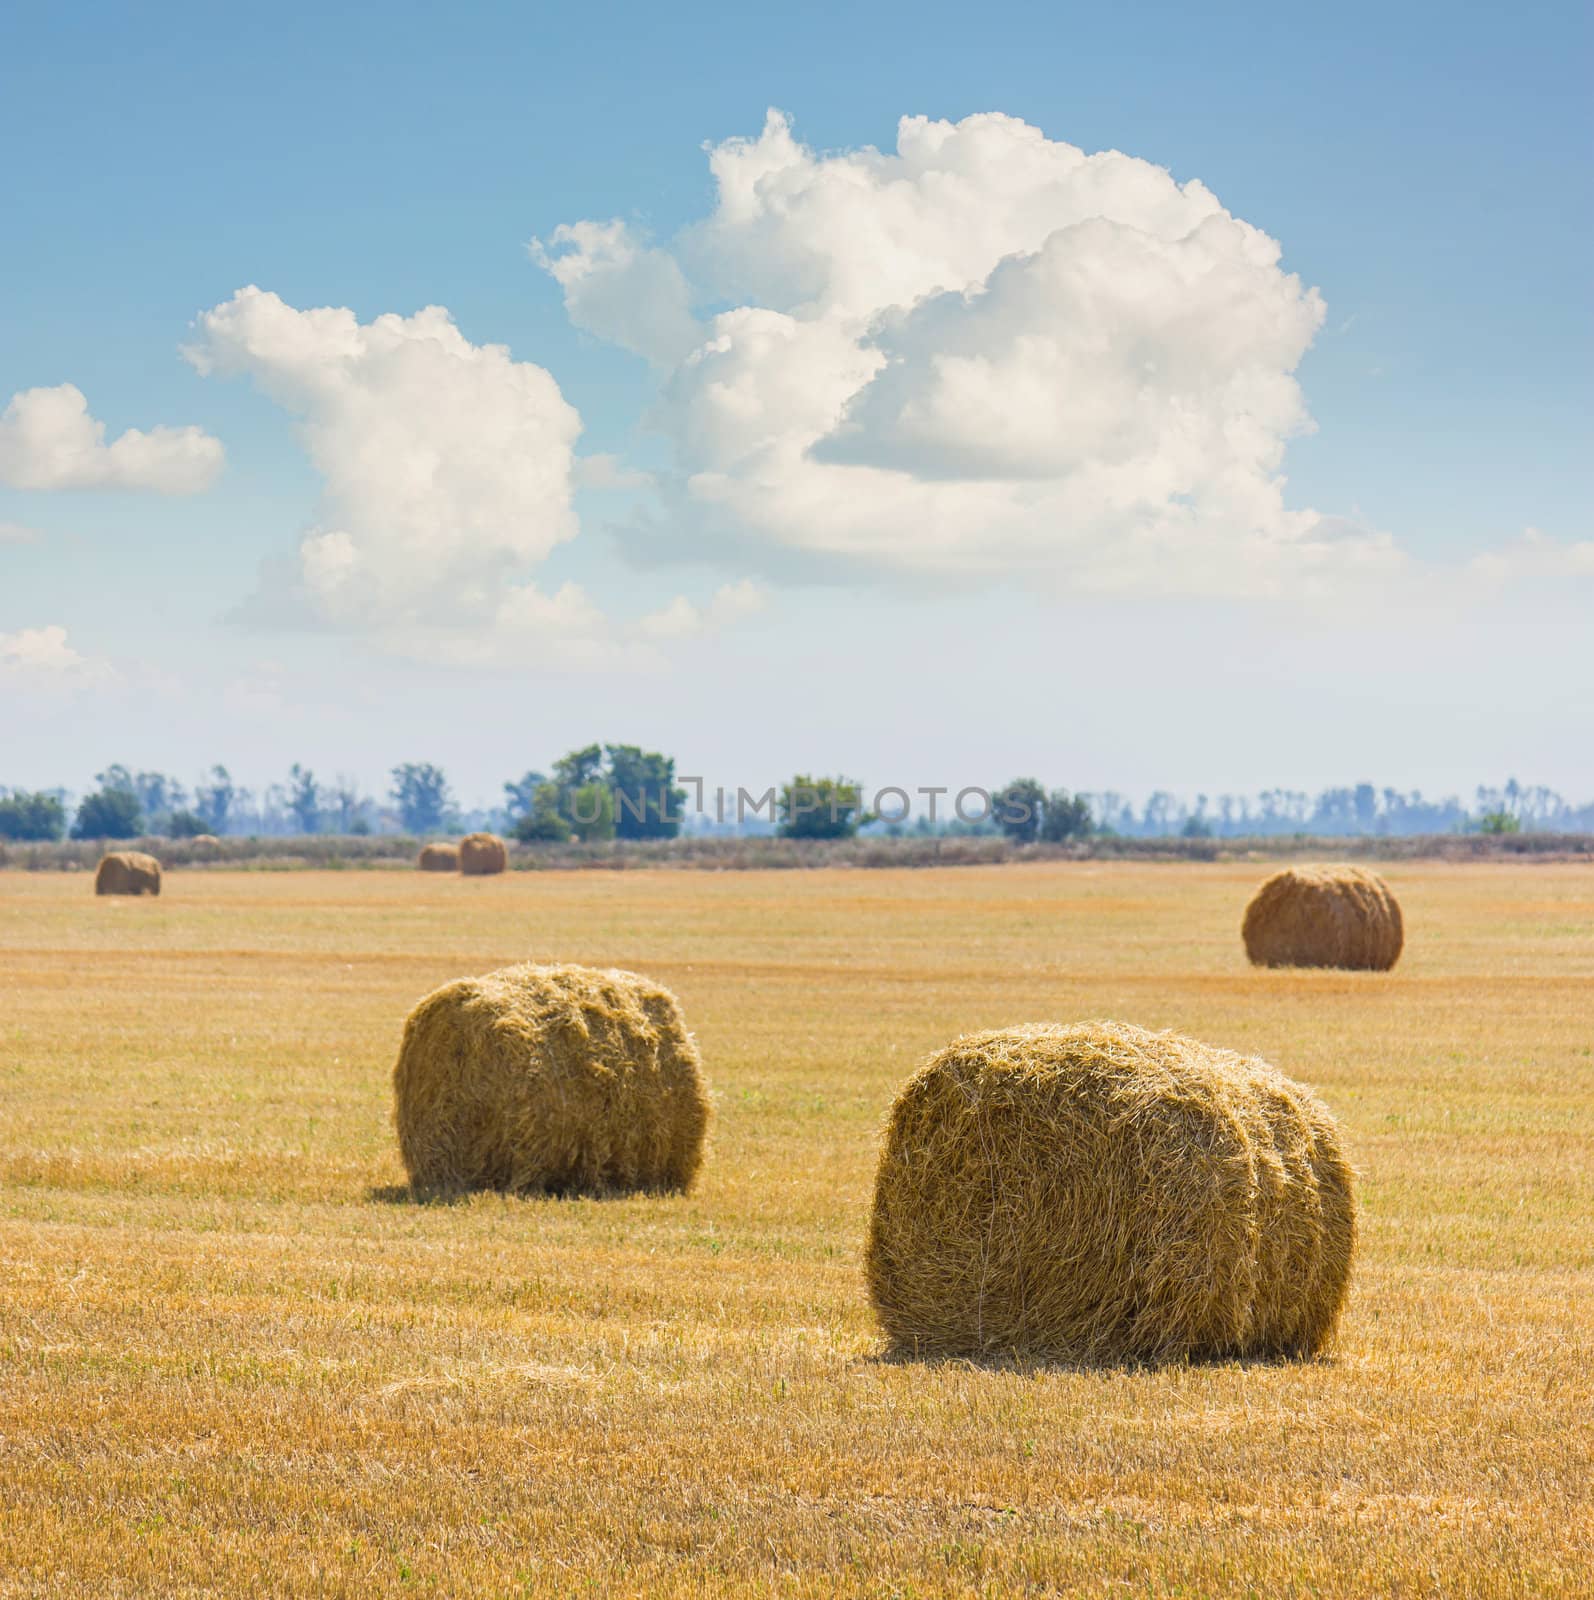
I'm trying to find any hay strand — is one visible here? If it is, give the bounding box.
[1242,865,1403,970]
[94,851,162,896]
[393,962,710,1197]
[866,1021,1356,1364]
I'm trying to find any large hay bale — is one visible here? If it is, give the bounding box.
[458,831,507,876]
[866,1021,1356,1364]
[94,851,162,896]
[1242,865,1403,971]
[393,962,710,1197]
[418,842,460,872]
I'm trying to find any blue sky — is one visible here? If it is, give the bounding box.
[2,0,1590,808]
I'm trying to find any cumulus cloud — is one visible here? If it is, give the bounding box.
[185,286,583,632]
[1467,526,1594,582]
[538,109,1398,593]
[0,384,223,494]
[639,578,770,640]
[0,624,113,690]
[530,221,699,366]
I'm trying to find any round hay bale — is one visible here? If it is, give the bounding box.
[1242,865,1403,971]
[866,1021,1356,1364]
[458,831,508,876]
[418,842,460,872]
[393,962,710,1197]
[95,851,162,897]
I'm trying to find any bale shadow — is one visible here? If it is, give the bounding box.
[365,1181,670,1207]
[867,1343,1328,1376]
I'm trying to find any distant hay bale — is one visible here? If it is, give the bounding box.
[866,1021,1356,1364]
[1242,865,1403,971]
[418,842,459,872]
[95,851,162,897]
[458,831,507,876]
[393,962,710,1197]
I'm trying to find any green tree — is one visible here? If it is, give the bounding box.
[1477,810,1521,835]
[567,781,615,843]
[1040,789,1093,842]
[512,783,571,843]
[165,810,209,838]
[287,764,321,834]
[503,770,549,821]
[605,744,685,840]
[71,787,143,840]
[551,745,604,793]
[993,777,1046,844]
[779,776,870,839]
[390,763,453,834]
[0,790,67,841]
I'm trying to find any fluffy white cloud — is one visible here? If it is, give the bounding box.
[0,624,113,690]
[530,221,699,366]
[0,384,222,493]
[639,578,769,640]
[540,109,1397,593]
[185,287,583,631]
[1468,527,1594,582]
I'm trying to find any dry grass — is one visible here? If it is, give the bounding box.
[0,861,1590,1597]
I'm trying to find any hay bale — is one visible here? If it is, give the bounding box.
[418,842,460,872]
[393,962,710,1197]
[866,1021,1356,1364]
[458,831,507,876]
[1242,865,1403,970]
[95,851,162,896]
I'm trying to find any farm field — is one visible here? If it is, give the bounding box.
[1,862,1590,1598]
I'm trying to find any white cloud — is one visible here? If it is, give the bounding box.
[639,578,769,640]
[530,221,699,366]
[538,109,1399,594]
[185,286,583,632]
[0,624,114,692]
[0,520,41,543]
[1467,526,1594,582]
[0,383,223,494]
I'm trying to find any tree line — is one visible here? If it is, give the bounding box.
[1,761,1588,842]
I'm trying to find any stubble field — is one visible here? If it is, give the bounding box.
[1,862,1590,1597]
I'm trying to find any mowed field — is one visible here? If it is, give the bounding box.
[1,862,1590,1598]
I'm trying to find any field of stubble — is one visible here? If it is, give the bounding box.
[1,862,1590,1597]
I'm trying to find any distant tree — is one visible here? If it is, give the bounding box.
[779,776,870,840]
[605,744,685,840]
[325,775,368,834]
[551,745,604,794]
[71,787,143,840]
[390,763,453,834]
[96,766,188,830]
[1181,815,1214,839]
[567,781,615,843]
[503,770,550,822]
[287,764,321,834]
[165,809,209,838]
[1040,789,1093,843]
[1477,810,1521,835]
[195,766,238,834]
[992,777,1046,844]
[0,790,67,841]
[512,783,572,843]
